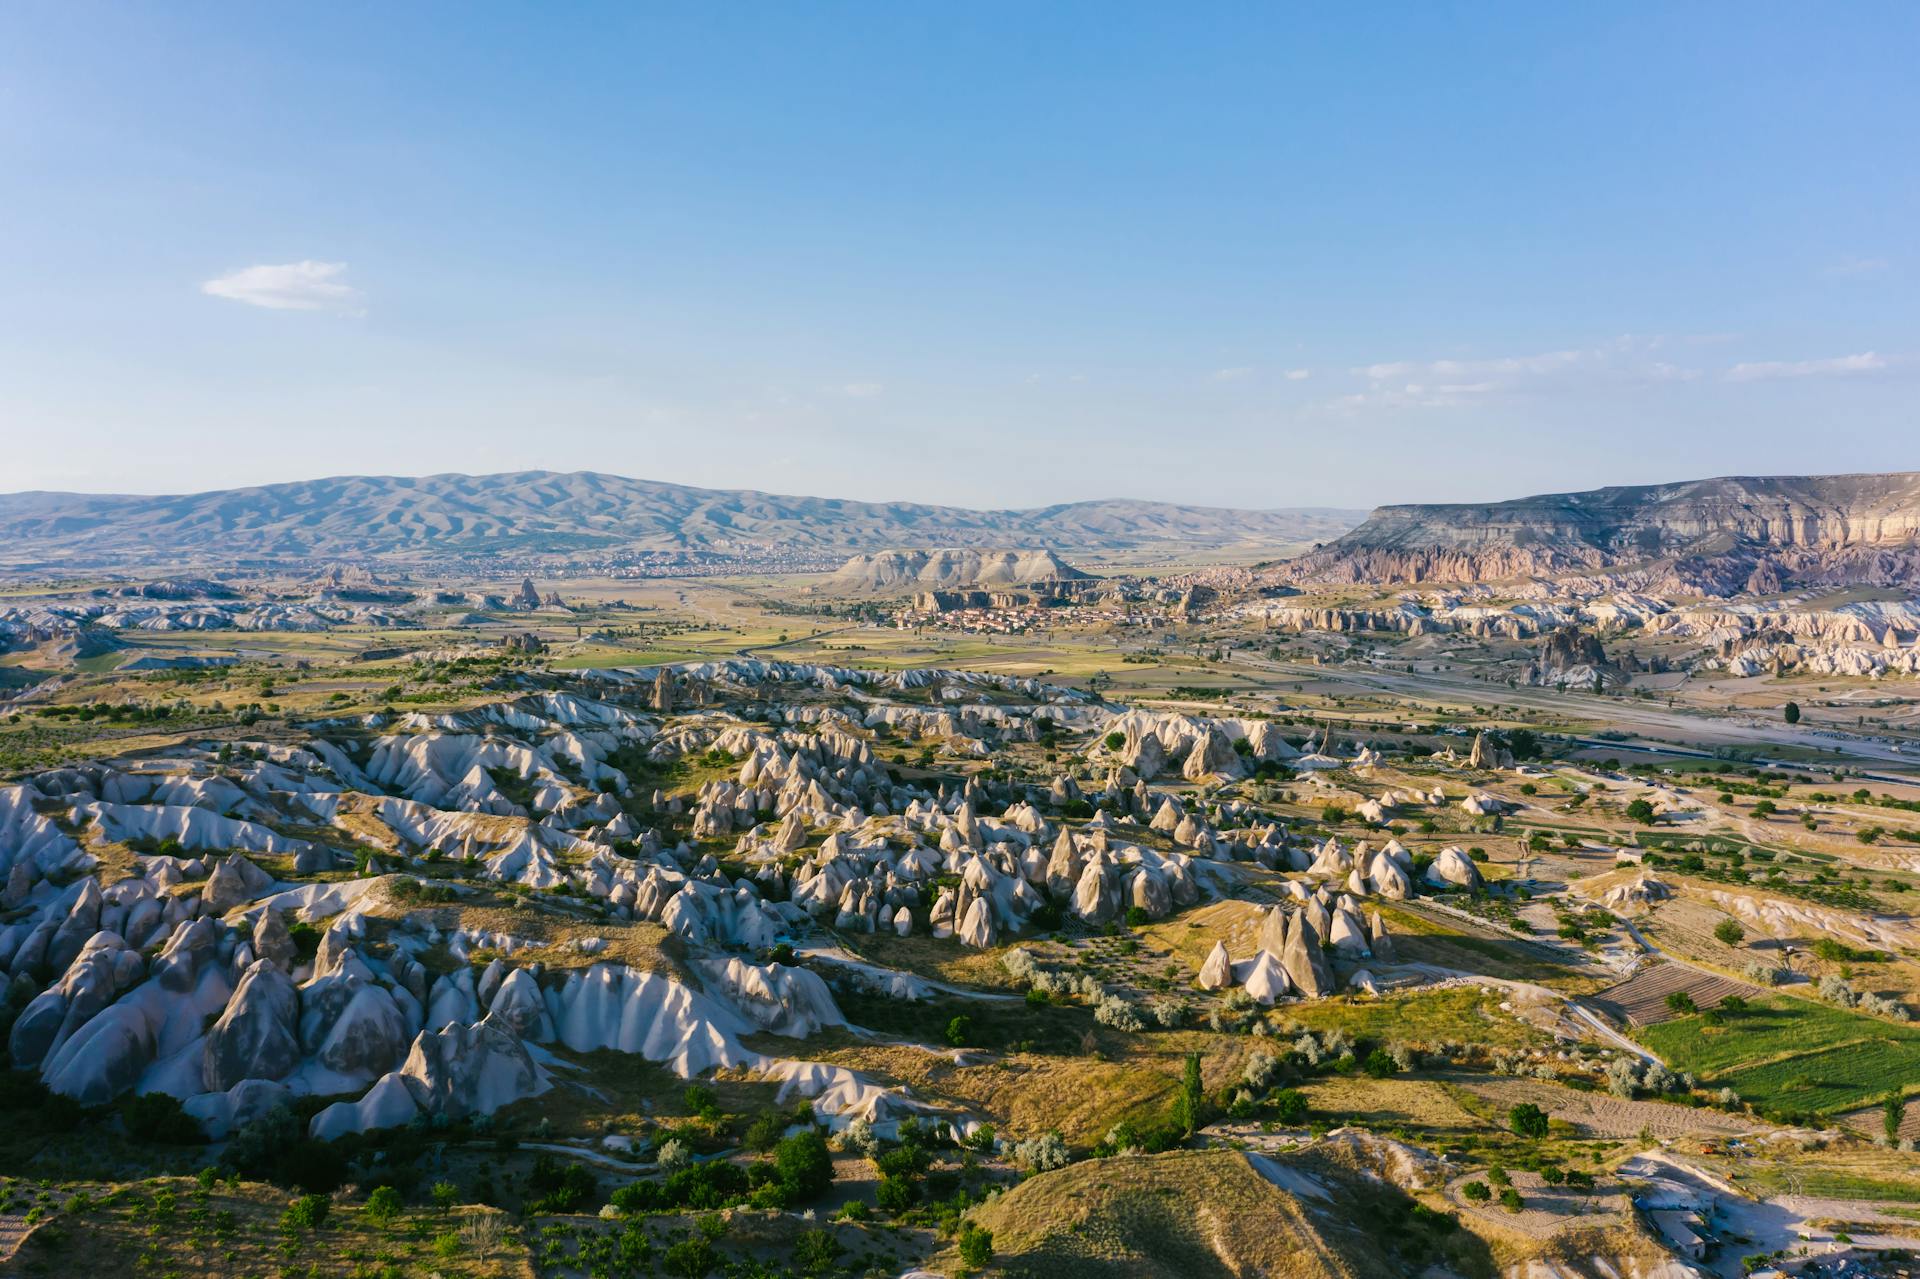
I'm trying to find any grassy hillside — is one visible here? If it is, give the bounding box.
[958,1148,1490,1279]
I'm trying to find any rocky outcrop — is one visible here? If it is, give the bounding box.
[827,548,1093,593]
[1525,626,1619,688]
[203,961,301,1089]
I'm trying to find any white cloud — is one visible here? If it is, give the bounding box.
[201,260,362,313]
[838,381,885,398]
[1210,366,1253,382]
[1725,351,1886,382]
[1283,368,1311,380]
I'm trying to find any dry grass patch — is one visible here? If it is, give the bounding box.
[961,1147,1494,1279]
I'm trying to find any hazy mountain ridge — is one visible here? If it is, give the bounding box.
[1292,471,1920,589]
[0,471,1363,564]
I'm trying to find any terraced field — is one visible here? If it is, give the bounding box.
[1588,961,1757,1027]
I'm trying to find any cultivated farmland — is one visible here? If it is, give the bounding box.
[1638,994,1920,1114]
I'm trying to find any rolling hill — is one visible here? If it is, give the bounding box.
[0,471,1362,564]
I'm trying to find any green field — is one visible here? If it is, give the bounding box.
[1639,994,1920,1113]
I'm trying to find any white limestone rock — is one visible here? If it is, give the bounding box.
[1197,940,1232,991]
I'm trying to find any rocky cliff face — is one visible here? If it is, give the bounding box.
[1291,472,1920,589]
[826,548,1092,592]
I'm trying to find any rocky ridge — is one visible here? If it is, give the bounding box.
[1290,471,1920,590]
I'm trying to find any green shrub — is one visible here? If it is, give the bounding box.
[792,1227,843,1274]
[1509,1102,1549,1139]
[663,1232,717,1278]
[958,1222,995,1268]
[363,1185,403,1227]
[281,1194,330,1231]
[745,1109,787,1151]
[526,1153,599,1213]
[122,1092,204,1144]
[876,1175,918,1212]
[774,1129,835,1203]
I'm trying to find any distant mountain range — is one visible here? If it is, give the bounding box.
[1291,471,1920,591]
[0,471,1363,565]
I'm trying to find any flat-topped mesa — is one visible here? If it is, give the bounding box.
[1287,471,1920,588]
[824,547,1095,593]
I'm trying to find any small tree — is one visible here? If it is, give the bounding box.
[1784,702,1801,725]
[1271,1088,1309,1125]
[876,1175,917,1212]
[1886,1093,1907,1145]
[775,1129,836,1204]
[1174,1052,1206,1139]
[281,1194,330,1231]
[364,1185,403,1228]
[1509,1102,1549,1139]
[1626,798,1656,825]
[1499,1186,1525,1213]
[1714,920,1746,946]
[430,1181,460,1214]
[1363,1048,1399,1079]
[958,1223,995,1269]
[945,1015,974,1048]
[792,1227,843,1275]
[1461,1180,1490,1202]
[1666,990,1698,1015]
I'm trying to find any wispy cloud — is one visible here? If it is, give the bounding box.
[1355,349,1587,383]
[1725,351,1887,382]
[1327,339,1705,412]
[1824,255,1891,279]
[201,260,362,313]
[1283,368,1311,381]
[838,381,885,399]
[1210,366,1253,382]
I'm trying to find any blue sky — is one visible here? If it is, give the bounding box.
[1,3,1914,510]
